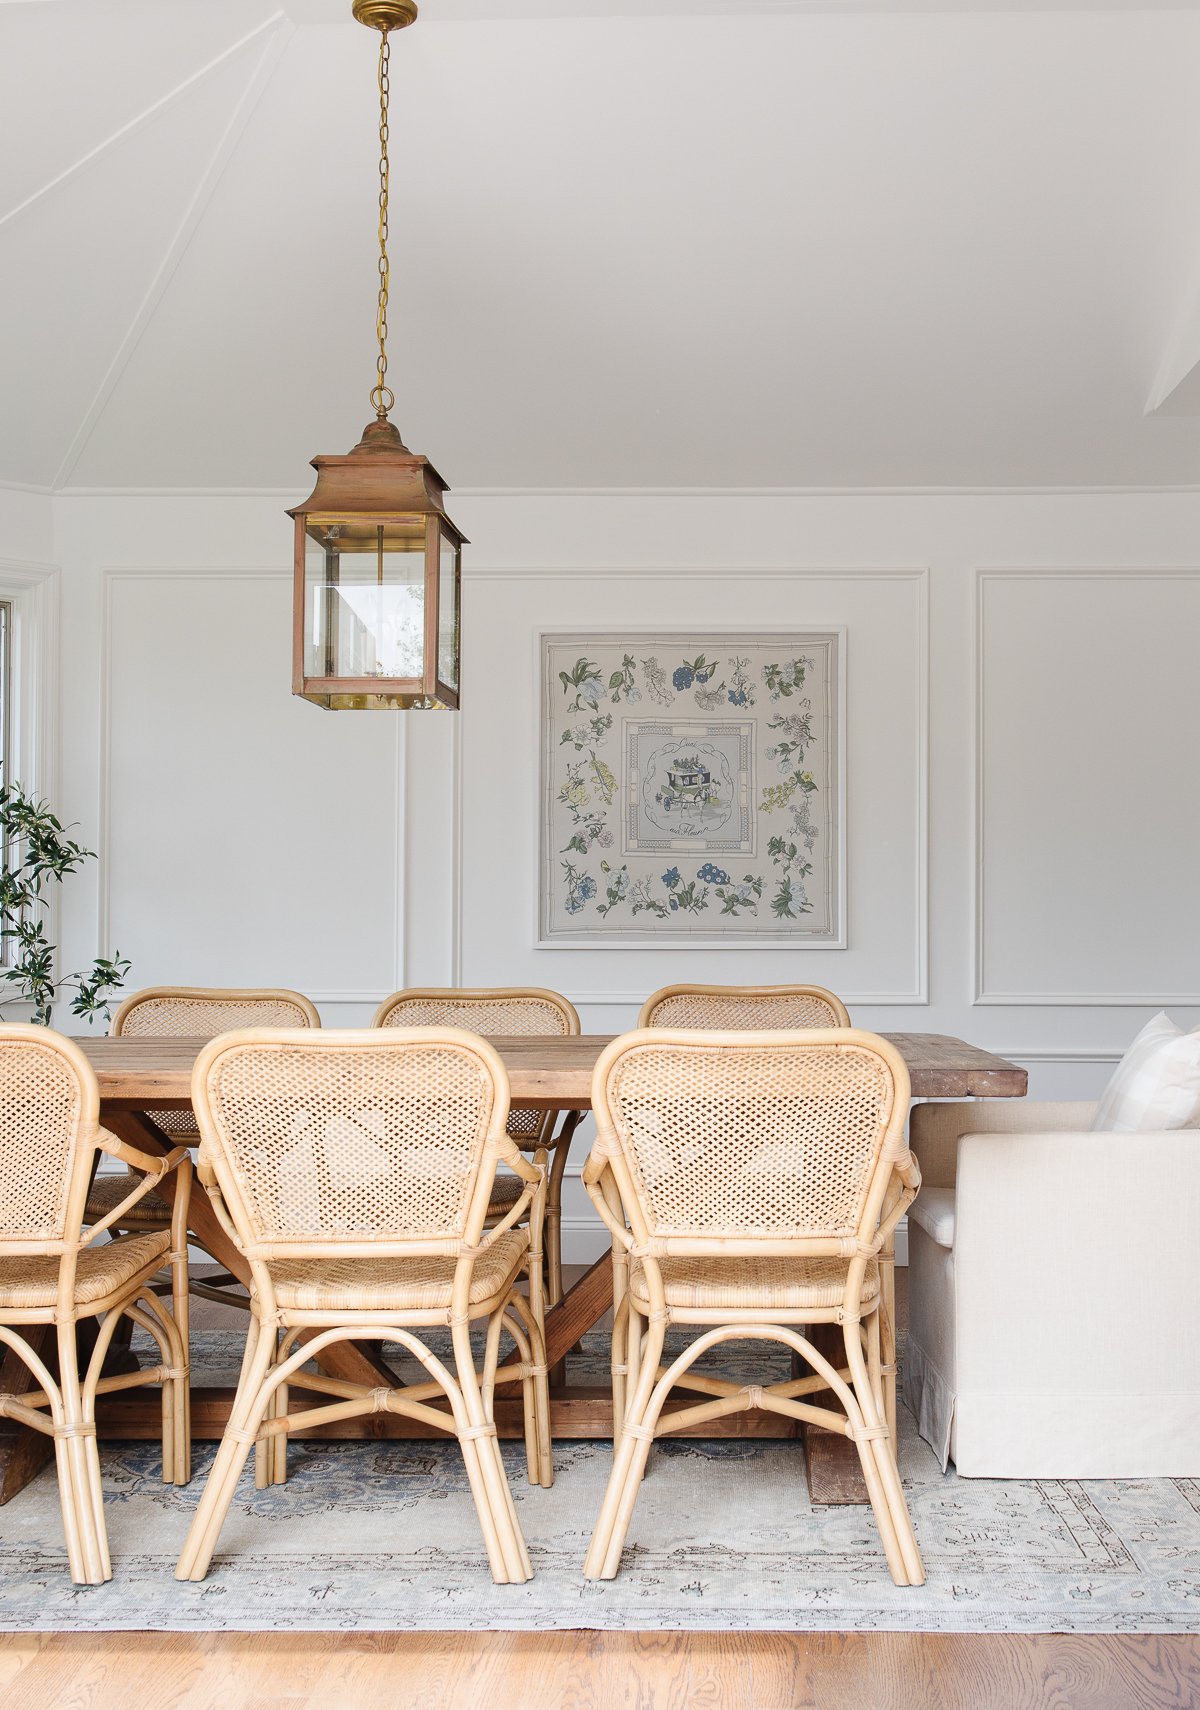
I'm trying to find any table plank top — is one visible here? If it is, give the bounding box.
[77,1031,1027,1108]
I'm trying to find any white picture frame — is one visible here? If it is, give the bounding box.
[537,629,846,948]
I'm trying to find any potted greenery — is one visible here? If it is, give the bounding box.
[0,782,129,1027]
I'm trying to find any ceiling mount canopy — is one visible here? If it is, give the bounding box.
[288,0,466,712]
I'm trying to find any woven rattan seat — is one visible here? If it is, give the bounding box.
[0,1232,169,1309]
[176,1028,552,1589]
[86,1170,171,1229]
[270,1232,528,1313]
[628,1253,881,1313]
[582,1027,924,1590]
[0,1026,190,1586]
[372,988,583,1308]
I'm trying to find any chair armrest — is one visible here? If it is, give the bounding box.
[953,1128,1200,1393]
[909,1099,1098,1189]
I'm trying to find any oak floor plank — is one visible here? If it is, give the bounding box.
[2,1633,1199,1710]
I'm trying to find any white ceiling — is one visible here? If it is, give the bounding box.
[4,0,1200,489]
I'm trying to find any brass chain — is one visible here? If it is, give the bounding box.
[371,28,395,419]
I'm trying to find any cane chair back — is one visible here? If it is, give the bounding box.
[0,1026,192,1584]
[638,983,851,1032]
[372,989,579,1146]
[0,1026,95,1246]
[593,1028,908,1249]
[111,988,321,1141]
[192,1028,511,1254]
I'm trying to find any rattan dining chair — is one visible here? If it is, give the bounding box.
[638,982,851,1030]
[84,987,321,1308]
[582,1027,924,1588]
[0,1025,191,1585]
[175,1027,552,1587]
[372,988,583,1308]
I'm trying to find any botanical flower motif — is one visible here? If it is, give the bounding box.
[763,658,811,701]
[560,860,597,916]
[714,874,764,916]
[597,827,614,848]
[607,654,639,704]
[764,747,776,760]
[630,876,669,917]
[727,656,756,708]
[590,757,617,805]
[661,867,681,889]
[696,863,730,886]
[669,896,680,910]
[694,681,726,711]
[673,653,716,694]
[558,656,605,711]
[640,657,675,707]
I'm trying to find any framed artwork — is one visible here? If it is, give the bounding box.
[537,630,845,946]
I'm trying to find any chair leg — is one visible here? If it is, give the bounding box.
[451,1317,533,1584]
[175,1314,276,1583]
[508,1292,553,1488]
[843,1320,924,1588]
[256,1328,279,1491]
[55,1321,111,1587]
[131,1290,191,1487]
[545,1141,571,1309]
[583,1315,666,1581]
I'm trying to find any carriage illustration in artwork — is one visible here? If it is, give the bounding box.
[657,754,720,821]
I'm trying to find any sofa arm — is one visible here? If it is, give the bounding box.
[953,1128,1200,1397]
[909,1099,1098,1189]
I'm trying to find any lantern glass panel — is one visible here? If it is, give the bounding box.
[304,520,426,683]
[438,528,460,694]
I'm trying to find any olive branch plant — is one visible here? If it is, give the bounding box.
[0,782,130,1027]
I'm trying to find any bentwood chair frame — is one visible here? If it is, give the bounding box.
[582,1027,923,1588]
[176,1027,552,1588]
[632,982,918,1439]
[0,1025,191,1585]
[85,987,321,1310]
[372,988,583,1309]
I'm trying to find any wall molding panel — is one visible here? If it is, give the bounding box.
[459,565,929,1007]
[973,566,1200,1008]
[97,566,405,999]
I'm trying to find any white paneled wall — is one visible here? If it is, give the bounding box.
[11,485,1199,1262]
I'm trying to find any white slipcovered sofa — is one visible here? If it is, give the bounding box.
[905,1099,1200,1478]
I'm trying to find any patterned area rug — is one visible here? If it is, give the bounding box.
[2,1331,1198,1632]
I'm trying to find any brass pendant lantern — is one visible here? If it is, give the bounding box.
[288,0,466,710]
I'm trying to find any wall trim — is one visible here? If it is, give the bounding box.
[97,566,404,995]
[973,566,1200,1008]
[0,557,61,802]
[50,483,1200,501]
[0,557,62,981]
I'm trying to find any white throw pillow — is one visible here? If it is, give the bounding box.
[1092,1012,1200,1133]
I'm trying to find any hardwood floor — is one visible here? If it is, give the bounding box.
[2,1631,1199,1710]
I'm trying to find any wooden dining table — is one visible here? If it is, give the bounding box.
[0,1031,1026,1508]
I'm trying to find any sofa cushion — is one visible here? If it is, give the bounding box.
[907,1185,955,1248]
[1092,1012,1200,1133]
